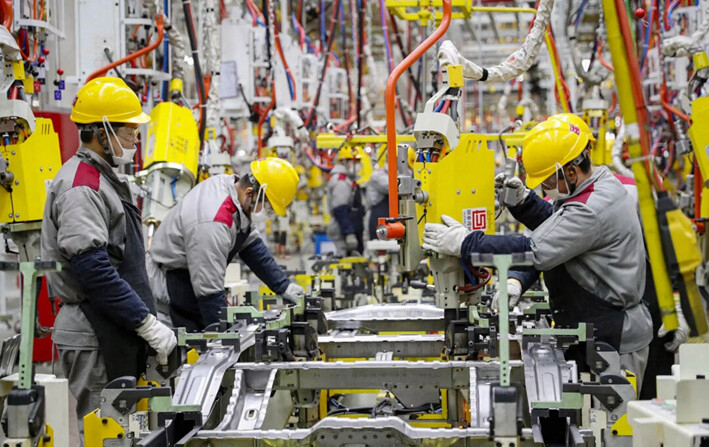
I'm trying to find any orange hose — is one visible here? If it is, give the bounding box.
[274,28,296,101]
[0,0,12,30]
[131,24,141,41]
[17,34,38,62]
[86,14,165,83]
[597,40,614,71]
[385,0,452,218]
[608,91,617,114]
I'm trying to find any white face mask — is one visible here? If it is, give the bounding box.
[248,184,269,219]
[102,117,137,165]
[543,163,572,202]
[544,186,560,202]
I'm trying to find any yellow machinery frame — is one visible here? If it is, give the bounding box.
[414,133,496,239]
[0,117,61,224]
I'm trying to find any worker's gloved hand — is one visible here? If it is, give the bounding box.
[282,282,305,305]
[658,302,690,352]
[495,173,529,207]
[438,40,461,67]
[422,215,468,257]
[135,314,177,365]
[491,278,523,312]
[345,234,359,252]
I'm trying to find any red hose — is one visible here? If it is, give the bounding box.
[385,0,452,218]
[86,14,165,83]
[0,0,12,30]
[615,0,664,190]
[597,40,614,71]
[275,25,296,101]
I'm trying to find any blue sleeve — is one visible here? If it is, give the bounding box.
[331,205,355,235]
[508,192,553,230]
[508,268,541,291]
[70,247,150,330]
[461,231,531,258]
[198,291,226,327]
[240,238,290,294]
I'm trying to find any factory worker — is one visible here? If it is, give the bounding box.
[366,165,389,241]
[422,114,653,387]
[146,157,305,332]
[327,147,365,255]
[497,113,680,398]
[41,77,177,439]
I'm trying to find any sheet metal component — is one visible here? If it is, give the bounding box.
[235,360,517,411]
[190,417,540,447]
[325,303,444,332]
[317,334,445,359]
[215,369,292,431]
[523,342,577,406]
[172,329,255,424]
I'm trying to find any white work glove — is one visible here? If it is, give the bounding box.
[495,174,530,208]
[491,279,523,312]
[438,40,461,68]
[422,215,469,257]
[135,314,177,365]
[345,234,359,252]
[658,301,690,352]
[281,282,305,305]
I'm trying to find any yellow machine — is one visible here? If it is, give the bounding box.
[374,66,496,315]
[413,137,495,240]
[144,102,200,177]
[0,117,61,225]
[136,79,200,245]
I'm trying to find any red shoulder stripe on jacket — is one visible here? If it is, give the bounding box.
[72,161,100,191]
[214,196,238,228]
[613,174,636,185]
[564,184,595,205]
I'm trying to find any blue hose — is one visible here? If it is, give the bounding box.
[171,177,178,200]
[575,0,588,26]
[667,0,680,28]
[378,0,394,72]
[321,0,326,51]
[460,259,478,286]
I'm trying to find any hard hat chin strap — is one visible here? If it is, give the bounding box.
[250,183,269,218]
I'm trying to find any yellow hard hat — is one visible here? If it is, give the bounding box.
[71,77,150,124]
[549,113,596,143]
[250,157,299,217]
[522,114,592,189]
[338,146,361,161]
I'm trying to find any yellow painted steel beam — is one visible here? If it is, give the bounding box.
[315,133,416,149]
[316,132,527,151]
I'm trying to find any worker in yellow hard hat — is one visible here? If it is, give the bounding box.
[41,77,177,439]
[327,147,365,255]
[147,157,305,331]
[422,113,653,389]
